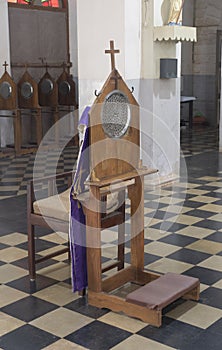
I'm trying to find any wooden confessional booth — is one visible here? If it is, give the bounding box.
[17,68,42,152]
[78,41,200,327]
[0,62,19,153]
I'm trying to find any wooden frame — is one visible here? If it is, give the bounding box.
[89,69,140,181]
[27,170,126,281]
[27,171,74,280]
[17,70,43,150]
[82,169,200,327]
[3,0,72,155]
[57,69,77,107]
[0,69,39,155]
[79,40,199,326]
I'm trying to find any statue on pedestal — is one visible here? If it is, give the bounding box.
[167,0,184,26]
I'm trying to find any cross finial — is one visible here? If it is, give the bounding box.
[105,40,120,71]
[3,61,8,73]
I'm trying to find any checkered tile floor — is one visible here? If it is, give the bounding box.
[0,146,79,200]
[1,127,222,349]
[181,126,219,157]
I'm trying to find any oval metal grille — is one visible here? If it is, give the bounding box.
[101,90,130,138]
[0,81,12,99]
[21,82,33,99]
[59,81,71,96]
[40,79,53,95]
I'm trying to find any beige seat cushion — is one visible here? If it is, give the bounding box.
[33,188,70,222]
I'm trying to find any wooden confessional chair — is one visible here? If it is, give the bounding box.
[27,170,125,281]
[76,41,200,327]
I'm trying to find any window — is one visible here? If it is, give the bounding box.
[7,0,61,7]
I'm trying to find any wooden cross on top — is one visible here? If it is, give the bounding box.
[3,61,8,73]
[105,40,120,71]
[62,62,67,72]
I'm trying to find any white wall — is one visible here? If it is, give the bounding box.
[77,0,125,80]
[76,0,125,113]
[75,0,142,112]
[124,0,141,80]
[124,0,142,103]
[0,0,10,76]
[68,0,78,79]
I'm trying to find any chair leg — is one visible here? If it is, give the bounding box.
[14,110,22,156]
[78,288,86,297]
[67,240,71,262]
[117,190,125,271]
[54,107,59,145]
[28,223,36,281]
[35,108,42,147]
[117,222,125,270]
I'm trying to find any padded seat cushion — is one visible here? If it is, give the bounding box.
[126,273,199,311]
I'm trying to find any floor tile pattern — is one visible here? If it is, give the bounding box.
[0,146,78,200]
[180,126,218,157]
[1,128,222,349]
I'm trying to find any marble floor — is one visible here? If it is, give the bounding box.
[1,127,222,349]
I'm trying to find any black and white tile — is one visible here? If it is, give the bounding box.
[1,127,222,349]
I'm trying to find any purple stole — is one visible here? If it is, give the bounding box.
[69,107,90,292]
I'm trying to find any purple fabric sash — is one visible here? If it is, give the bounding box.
[69,107,90,292]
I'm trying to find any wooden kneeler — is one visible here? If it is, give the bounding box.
[82,41,200,327]
[126,273,200,325]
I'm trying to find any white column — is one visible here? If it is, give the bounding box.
[0,0,10,76]
[124,0,141,99]
[140,0,181,183]
[0,0,13,147]
[76,0,125,114]
[68,0,78,82]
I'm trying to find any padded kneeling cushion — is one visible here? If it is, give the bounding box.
[126,273,199,311]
